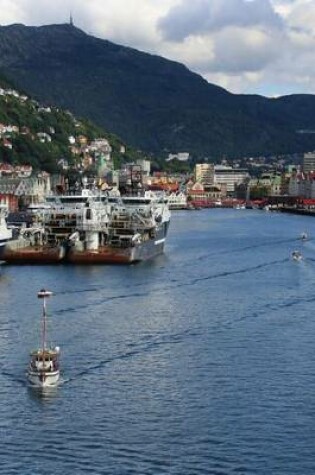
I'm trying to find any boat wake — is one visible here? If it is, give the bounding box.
[219,291,315,332]
[55,286,104,296]
[179,258,289,288]
[64,330,192,383]
[52,258,289,318]
[194,237,303,264]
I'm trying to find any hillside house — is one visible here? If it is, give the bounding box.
[77,135,88,145]
[37,132,52,143]
[0,163,14,176]
[15,165,33,178]
[20,126,31,135]
[2,138,12,149]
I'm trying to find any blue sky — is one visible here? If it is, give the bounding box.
[0,0,314,97]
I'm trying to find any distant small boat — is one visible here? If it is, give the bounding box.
[300,232,308,241]
[234,203,246,210]
[291,250,303,261]
[27,289,60,388]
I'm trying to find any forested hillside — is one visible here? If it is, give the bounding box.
[0,76,144,172]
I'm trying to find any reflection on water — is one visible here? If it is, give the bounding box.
[27,385,60,403]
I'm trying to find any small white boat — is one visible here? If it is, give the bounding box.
[300,232,308,241]
[291,250,303,261]
[27,289,60,388]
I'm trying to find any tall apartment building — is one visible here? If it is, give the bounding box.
[136,159,151,176]
[195,163,214,185]
[303,152,315,172]
[214,165,249,195]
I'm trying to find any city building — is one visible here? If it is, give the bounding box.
[214,165,249,196]
[303,152,315,173]
[288,171,315,198]
[187,182,222,206]
[136,159,151,177]
[259,171,282,195]
[167,152,190,162]
[195,163,214,185]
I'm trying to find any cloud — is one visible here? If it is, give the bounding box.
[158,0,284,41]
[284,0,315,34]
[0,0,29,24]
[158,35,215,71]
[210,27,283,73]
[0,0,82,26]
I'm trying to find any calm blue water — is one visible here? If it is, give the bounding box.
[1,209,315,475]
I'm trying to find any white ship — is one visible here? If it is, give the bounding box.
[67,191,171,264]
[3,188,171,264]
[0,204,12,259]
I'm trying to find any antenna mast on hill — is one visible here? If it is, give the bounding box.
[70,12,74,26]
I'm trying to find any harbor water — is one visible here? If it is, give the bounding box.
[1,208,315,474]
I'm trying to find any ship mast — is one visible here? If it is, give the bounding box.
[38,289,53,353]
[43,294,47,351]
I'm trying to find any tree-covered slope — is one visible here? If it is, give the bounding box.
[0,75,144,172]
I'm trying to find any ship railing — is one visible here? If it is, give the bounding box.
[109,236,134,248]
[108,223,151,234]
[76,223,108,232]
[109,213,154,229]
[45,220,77,228]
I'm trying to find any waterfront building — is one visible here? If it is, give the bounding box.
[259,172,282,195]
[195,163,214,185]
[0,173,51,211]
[187,182,222,206]
[303,152,315,173]
[288,171,315,198]
[214,165,249,196]
[167,191,187,209]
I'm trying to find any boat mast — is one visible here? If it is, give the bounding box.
[42,294,47,352]
[38,289,53,353]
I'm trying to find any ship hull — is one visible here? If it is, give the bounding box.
[2,242,66,264]
[0,242,9,261]
[68,240,165,264]
[68,223,169,264]
[0,233,13,260]
[28,369,60,388]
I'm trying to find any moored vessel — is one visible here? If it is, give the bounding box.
[27,289,61,388]
[2,188,171,265]
[67,192,171,264]
[0,204,13,260]
[2,224,66,264]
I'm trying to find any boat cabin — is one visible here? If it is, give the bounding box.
[30,349,59,372]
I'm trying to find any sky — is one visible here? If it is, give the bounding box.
[0,0,315,97]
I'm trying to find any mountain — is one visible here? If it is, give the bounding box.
[1,23,315,158]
